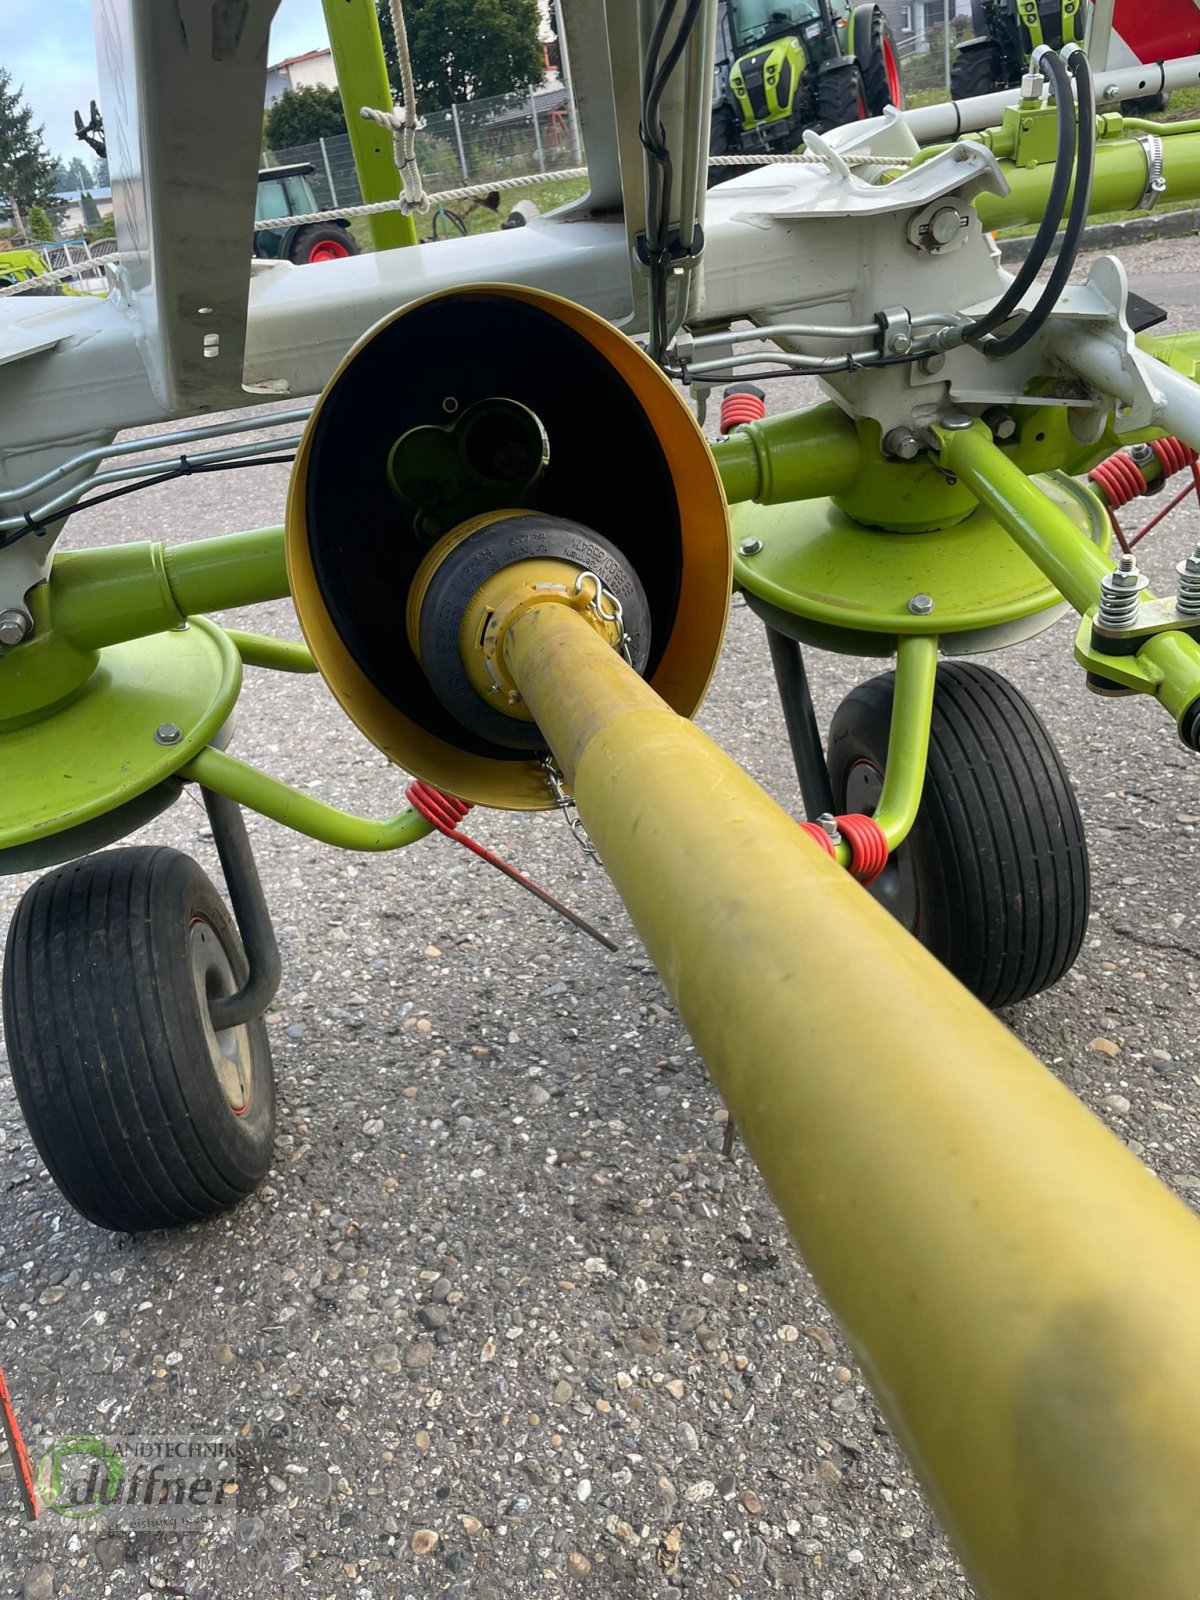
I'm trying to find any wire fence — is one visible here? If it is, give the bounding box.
[264,82,584,212]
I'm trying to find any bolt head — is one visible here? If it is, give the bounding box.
[154,722,184,746]
[907,593,935,616]
[882,427,920,462]
[888,334,913,355]
[983,408,1017,441]
[940,411,974,431]
[0,607,32,647]
[928,206,963,247]
[1127,442,1154,465]
[738,537,763,557]
[918,353,946,376]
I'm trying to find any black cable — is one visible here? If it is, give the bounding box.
[0,454,295,550]
[983,48,1095,358]
[639,0,705,363]
[963,48,1075,346]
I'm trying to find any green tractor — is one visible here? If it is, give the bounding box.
[711,0,904,160]
[253,164,361,265]
[950,0,1167,112]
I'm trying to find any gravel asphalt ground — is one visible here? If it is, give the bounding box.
[2,235,1200,1600]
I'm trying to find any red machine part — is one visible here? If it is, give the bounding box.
[1088,437,1200,552]
[405,780,617,948]
[799,814,889,885]
[720,384,766,433]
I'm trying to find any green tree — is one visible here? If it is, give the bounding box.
[0,69,59,232]
[64,155,94,192]
[264,85,347,150]
[93,157,109,187]
[26,203,54,241]
[87,212,116,241]
[377,0,543,113]
[80,190,101,231]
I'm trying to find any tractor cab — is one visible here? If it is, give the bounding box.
[713,0,897,157]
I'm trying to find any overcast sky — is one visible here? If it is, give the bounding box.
[0,0,331,168]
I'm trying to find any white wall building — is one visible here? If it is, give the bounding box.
[265,48,339,105]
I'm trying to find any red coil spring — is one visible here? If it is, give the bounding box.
[1151,435,1197,477]
[407,779,473,837]
[798,814,889,885]
[799,821,837,858]
[836,814,889,886]
[1088,449,1146,510]
[720,389,766,432]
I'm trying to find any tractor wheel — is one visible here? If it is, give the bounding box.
[826,662,1090,1010]
[287,223,360,264]
[850,5,905,114]
[2,847,276,1232]
[814,62,868,131]
[950,41,1004,100]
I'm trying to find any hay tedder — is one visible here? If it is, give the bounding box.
[7,0,1200,1591]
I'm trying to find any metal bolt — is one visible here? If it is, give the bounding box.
[888,332,913,355]
[816,812,843,845]
[1098,553,1149,630]
[928,206,964,248]
[1176,545,1200,618]
[1127,442,1155,466]
[918,353,946,376]
[154,723,184,746]
[981,406,1017,442]
[940,411,975,431]
[1103,83,1120,100]
[907,593,935,616]
[882,426,921,461]
[0,607,32,647]
[738,537,763,557]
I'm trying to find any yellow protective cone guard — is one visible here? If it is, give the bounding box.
[286,284,731,807]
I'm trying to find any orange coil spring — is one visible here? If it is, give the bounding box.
[720,389,766,432]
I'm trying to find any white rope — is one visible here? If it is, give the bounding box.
[251,150,912,234]
[361,0,428,214]
[0,257,117,298]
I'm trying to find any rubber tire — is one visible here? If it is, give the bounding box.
[827,662,1090,1010]
[2,847,276,1232]
[287,223,360,264]
[950,41,1004,100]
[814,62,868,131]
[851,5,905,115]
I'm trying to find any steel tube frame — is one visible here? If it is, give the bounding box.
[201,787,282,1031]
[934,423,1200,730]
[501,595,1200,1600]
[765,627,837,819]
[871,632,937,851]
[182,746,431,852]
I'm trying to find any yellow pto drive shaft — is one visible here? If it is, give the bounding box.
[502,595,1200,1600]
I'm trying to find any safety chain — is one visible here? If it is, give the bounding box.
[541,755,602,865]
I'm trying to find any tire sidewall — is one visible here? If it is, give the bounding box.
[149,850,275,1195]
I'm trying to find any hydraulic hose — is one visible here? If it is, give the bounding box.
[963,48,1075,345]
[984,46,1096,358]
